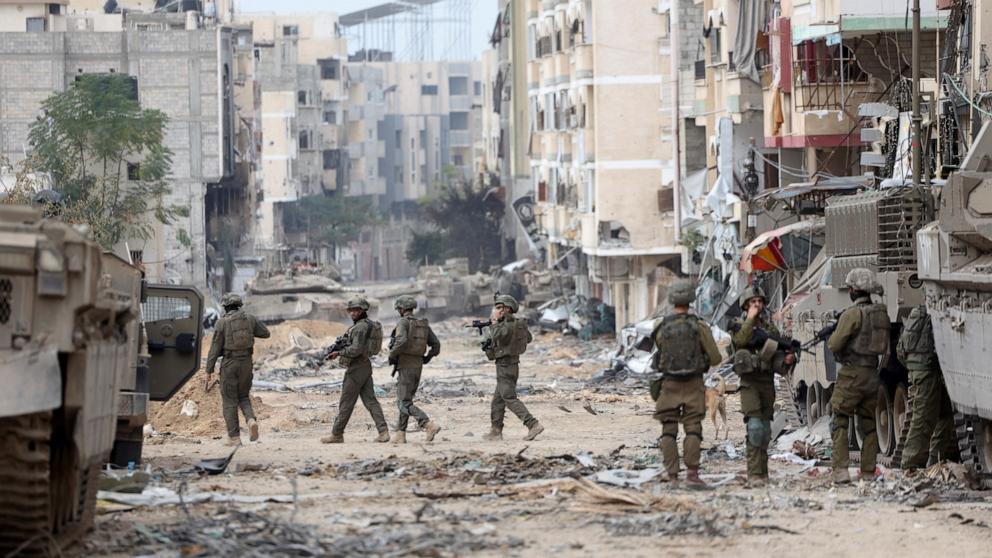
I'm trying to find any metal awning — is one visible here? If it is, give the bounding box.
[340,0,443,27]
[750,176,867,203]
[741,219,824,273]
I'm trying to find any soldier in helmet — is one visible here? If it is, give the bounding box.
[482,294,544,441]
[652,279,722,487]
[204,293,271,446]
[827,268,890,484]
[730,285,795,487]
[321,296,390,444]
[388,295,442,443]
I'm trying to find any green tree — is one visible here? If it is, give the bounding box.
[283,194,380,247]
[20,73,185,249]
[420,180,504,273]
[406,229,445,266]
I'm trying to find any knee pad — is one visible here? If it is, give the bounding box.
[685,428,703,441]
[831,414,850,433]
[746,417,771,449]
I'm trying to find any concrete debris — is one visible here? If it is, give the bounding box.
[537,295,616,339]
[594,468,661,488]
[179,400,199,418]
[773,416,831,457]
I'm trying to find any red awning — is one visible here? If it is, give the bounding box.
[740,219,822,274]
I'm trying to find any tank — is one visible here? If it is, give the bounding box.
[783,186,928,461]
[0,206,203,554]
[917,167,992,486]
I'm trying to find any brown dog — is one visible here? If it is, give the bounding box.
[705,376,728,439]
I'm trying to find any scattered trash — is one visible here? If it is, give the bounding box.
[180,400,199,418]
[195,447,238,476]
[594,468,661,488]
[582,403,598,416]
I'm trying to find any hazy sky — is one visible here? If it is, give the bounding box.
[236,0,498,59]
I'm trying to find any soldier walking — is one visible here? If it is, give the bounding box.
[729,286,794,487]
[827,268,890,484]
[388,295,442,443]
[482,294,545,441]
[898,305,959,470]
[321,296,390,444]
[204,293,271,446]
[652,279,722,487]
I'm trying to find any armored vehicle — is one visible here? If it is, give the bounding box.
[784,187,929,461]
[0,206,203,554]
[917,167,992,486]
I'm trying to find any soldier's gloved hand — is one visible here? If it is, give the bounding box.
[388,355,398,366]
[204,373,215,392]
[423,354,434,365]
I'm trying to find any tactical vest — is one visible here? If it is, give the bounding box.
[494,319,530,359]
[897,305,935,370]
[223,310,254,354]
[400,317,430,356]
[653,314,710,376]
[844,302,890,367]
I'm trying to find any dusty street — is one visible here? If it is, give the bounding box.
[87,317,991,557]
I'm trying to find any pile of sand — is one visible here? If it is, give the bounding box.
[149,319,347,437]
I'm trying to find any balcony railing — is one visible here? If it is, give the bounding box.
[573,44,593,79]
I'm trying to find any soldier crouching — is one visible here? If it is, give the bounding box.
[651,279,722,487]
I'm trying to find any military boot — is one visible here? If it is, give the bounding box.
[225,436,241,447]
[523,422,545,441]
[832,467,851,485]
[376,431,390,443]
[247,419,260,442]
[482,426,503,441]
[424,421,441,442]
[745,475,767,489]
[685,468,708,489]
[667,471,680,487]
[392,431,407,444]
[320,433,344,444]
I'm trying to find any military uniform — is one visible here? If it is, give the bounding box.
[389,296,442,442]
[205,294,270,442]
[327,298,389,441]
[652,293,722,484]
[827,268,890,482]
[483,294,543,441]
[730,313,782,481]
[898,305,959,469]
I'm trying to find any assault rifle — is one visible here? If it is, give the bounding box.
[728,321,810,359]
[465,319,492,335]
[323,335,350,361]
[801,314,840,351]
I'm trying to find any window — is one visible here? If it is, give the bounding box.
[129,250,143,265]
[297,90,308,105]
[474,80,482,96]
[283,25,299,37]
[323,110,336,124]
[26,17,45,32]
[449,76,468,95]
[317,58,340,80]
[709,29,721,64]
[127,163,141,181]
[143,296,192,322]
[419,130,427,145]
[395,130,402,145]
[453,155,464,166]
[450,112,469,130]
[421,85,438,95]
[396,167,403,184]
[298,130,310,150]
[322,149,340,169]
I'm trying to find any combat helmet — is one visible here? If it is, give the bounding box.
[394,295,418,311]
[221,293,242,308]
[494,294,520,313]
[844,268,876,294]
[346,296,370,311]
[738,286,767,310]
[667,279,696,306]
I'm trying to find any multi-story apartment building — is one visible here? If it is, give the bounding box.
[0,6,236,289]
[343,64,387,197]
[526,0,681,330]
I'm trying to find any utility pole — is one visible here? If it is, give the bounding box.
[671,0,682,243]
[911,0,922,186]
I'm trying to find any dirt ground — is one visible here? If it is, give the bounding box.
[88,316,992,557]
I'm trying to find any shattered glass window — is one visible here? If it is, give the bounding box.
[143,297,192,322]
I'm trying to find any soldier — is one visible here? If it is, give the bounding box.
[388,295,442,443]
[827,268,890,484]
[321,296,390,444]
[652,279,722,487]
[898,305,959,470]
[482,294,545,441]
[204,293,271,446]
[730,286,795,487]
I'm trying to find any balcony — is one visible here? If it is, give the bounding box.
[574,129,594,164]
[527,0,539,18]
[528,60,541,90]
[554,52,570,84]
[573,44,593,80]
[792,0,945,42]
[450,130,471,147]
[320,79,343,101]
[450,95,471,111]
[541,57,555,87]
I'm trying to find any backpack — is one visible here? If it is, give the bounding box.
[652,314,710,376]
[224,311,254,351]
[850,303,890,358]
[897,305,934,365]
[366,319,384,357]
[402,317,430,356]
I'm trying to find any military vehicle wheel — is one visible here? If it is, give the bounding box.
[876,385,895,456]
[806,384,821,425]
[823,386,834,418]
[892,384,909,451]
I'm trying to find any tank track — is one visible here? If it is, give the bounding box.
[777,376,805,429]
[956,415,992,490]
[0,411,98,556]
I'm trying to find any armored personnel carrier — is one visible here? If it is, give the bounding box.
[917,164,992,486]
[784,186,929,461]
[0,206,203,554]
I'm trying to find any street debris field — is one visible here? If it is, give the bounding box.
[89,317,991,558]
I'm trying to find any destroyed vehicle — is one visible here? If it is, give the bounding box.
[538,295,616,338]
[0,206,203,555]
[245,272,367,324]
[611,317,659,375]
